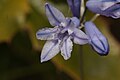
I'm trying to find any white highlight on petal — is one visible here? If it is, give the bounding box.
[100,2,116,10]
[117,0,120,2]
[68,29,73,35]
[41,40,60,62]
[113,11,120,18]
[61,37,73,60]
[59,22,67,27]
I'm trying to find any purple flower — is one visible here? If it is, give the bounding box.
[86,0,120,18]
[84,21,109,55]
[36,3,88,62]
[67,0,81,18]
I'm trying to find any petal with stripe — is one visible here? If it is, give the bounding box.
[61,37,73,60]
[45,3,66,26]
[41,40,60,62]
[36,27,59,40]
[73,28,88,45]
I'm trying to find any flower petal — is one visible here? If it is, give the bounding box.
[61,19,75,35]
[86,0,120,18]
[86,0,105,15]
[60,37,73,60]
[71,17,80,28]
[73,28,88,45]
[67,0,80,18]
[100,2,116,10]
[84,21,102,38]
[45,3,66,26]
[41,40,60,62]
[84,21,109,55]
[36,27,59,40]
[90,35,109,54]
[112,9,120,18]
[117,0,120,2]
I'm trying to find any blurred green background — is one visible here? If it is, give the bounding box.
[0,0,120,80]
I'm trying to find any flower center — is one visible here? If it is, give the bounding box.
[59,22,67,27]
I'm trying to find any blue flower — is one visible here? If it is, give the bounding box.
[86,0,120,18]
[67,0,81,18]
[84,21,109,55]
[36,3,88,62]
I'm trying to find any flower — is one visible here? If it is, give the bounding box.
[84,21,109,55]
[36,3,88,62]
[67,0,81,18]
[86,0,120,18]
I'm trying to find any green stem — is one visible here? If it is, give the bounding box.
[90,14,100,22]
[80,7,87,24]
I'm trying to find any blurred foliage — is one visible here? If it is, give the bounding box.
[0,0,29,42]
[0,0,120,80]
